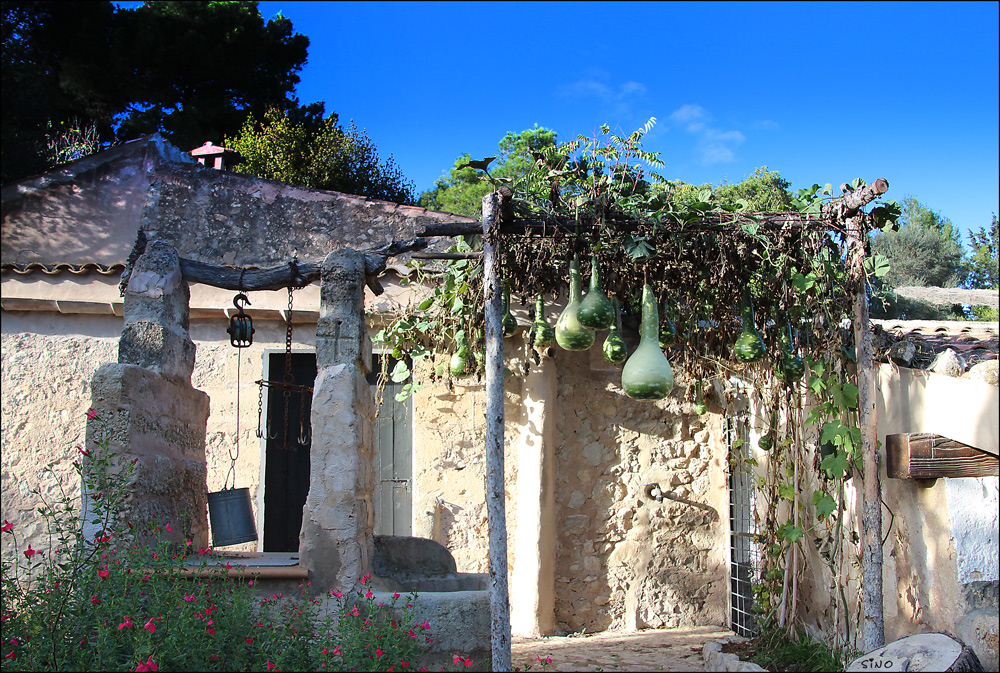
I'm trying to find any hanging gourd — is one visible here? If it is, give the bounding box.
[694,380,708,415]
[578,254,615,330]
[502,284,518,338]
[602,297,628,364]
[758,406,779,452]
[621,284,675,400]
[659,299,677,349]
[734,288,766,363]
[530,294,556,349]
[555,254,596,351]
[450,328,473,378]
[778,322,805,382]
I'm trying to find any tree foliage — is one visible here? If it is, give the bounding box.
[965,213,999,320]
[657,167,794,212]
[2,0,314,183]
[418,125,558,217]
[868,197,968,319]
[225,108,415,203]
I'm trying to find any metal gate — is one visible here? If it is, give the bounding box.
[727,414,760,637]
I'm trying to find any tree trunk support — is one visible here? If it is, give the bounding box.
[842,178,890,653]
[482,191,512,671]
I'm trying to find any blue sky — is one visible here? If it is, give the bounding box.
[265,2,996,239]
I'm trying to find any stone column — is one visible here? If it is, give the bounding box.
[84,240,210,549]
[511,356,558,636]
[300,248,375,594]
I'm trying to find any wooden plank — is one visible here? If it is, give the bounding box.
[886,432,999,479]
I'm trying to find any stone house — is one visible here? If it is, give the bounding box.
[1,136,996,663]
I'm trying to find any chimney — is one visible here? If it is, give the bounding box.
[189,141,243,170]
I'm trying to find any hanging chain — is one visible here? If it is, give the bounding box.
[282,283,295,450]
[224,352,241,490]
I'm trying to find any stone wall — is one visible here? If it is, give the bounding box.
[409,329,730,635]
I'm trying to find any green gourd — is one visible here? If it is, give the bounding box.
[734,289,766,363]
[502,284,518,338]
[659,300,677,349]
[694,380,708,415]
[450,329,473,378]
[531,294,556,348]
[555,255,596,351]
[758,407,778,452]
[578,255,615,330]
[778,322,805,382]
[622,284,675,400]
[602,297,628,364]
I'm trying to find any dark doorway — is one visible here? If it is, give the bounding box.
[262,352,315,552]
[366,355,413,536]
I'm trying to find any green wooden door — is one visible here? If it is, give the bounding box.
[366,355,412,536]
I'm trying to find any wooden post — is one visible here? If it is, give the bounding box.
[842,179,888,653]
[482,191,512,671]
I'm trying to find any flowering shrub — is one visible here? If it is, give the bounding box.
[0,410,483,672]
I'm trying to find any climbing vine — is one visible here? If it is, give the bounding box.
[368,118,900,644]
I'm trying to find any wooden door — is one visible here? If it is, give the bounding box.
[366,355,413,536]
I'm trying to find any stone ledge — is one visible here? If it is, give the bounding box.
[704,638,769,672]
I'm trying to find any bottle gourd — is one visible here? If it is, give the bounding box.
[531,295,556,349]
[578,255,615,330]
[778,322,805,382]
[734,289,766,363]
[502,284,518,338]
[621,284,674,400]
[602,297,628,364]
[450,328,473,378]
[555,254,596,351]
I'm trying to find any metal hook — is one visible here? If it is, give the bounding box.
[233,293,251,311]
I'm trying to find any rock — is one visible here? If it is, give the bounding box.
[847,632,983,672]
[888,340,918,367]
[967,360,999,386]
[930,348,966,377]
[956,608,999,672]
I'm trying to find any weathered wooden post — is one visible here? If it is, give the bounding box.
[482,191,512,670]
[839,178,890,652]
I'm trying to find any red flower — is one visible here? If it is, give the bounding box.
[86,408,98,420]
[206,627,215,635]
[393,591,400,599]
[421,620,430,630]
[464,658,472,667]
[1,520,12,533]
[245,637,253,644]
[4,650,15,660]
[98,567,109,579]
[134,655,158,672]
[333,646,341,656]
[118,616,134,630]
[210,655,220,661]
[453,655,462,664]
[365,590,374,599]
[23,544,37,558]
[266,661,278,671]
[165,524,172,532]
[144,617,155,634]
[401,663,409,669]
[90,596,101,605]
[376,647,384,659]
[78,446,91,456]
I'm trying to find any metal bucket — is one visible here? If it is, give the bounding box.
[207,487,258,547]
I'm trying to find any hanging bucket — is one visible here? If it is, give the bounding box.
[207,487,258,547]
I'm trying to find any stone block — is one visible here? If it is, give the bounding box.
[118,320,196,383]
[373,535,459,579]
[317,249,369,369]
[957,608,999,672]
[930,348,966,377]
[123,240,190,331]
[968,360,999,386]
[888,340,917,367]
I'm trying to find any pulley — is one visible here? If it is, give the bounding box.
[227,293,255,348]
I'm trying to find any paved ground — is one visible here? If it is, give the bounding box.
[511,625,736,672]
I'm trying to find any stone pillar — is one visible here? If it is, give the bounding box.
[511,357,558,636]
[84,240,210,549]
[300,249,375,594]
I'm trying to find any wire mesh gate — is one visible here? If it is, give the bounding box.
[727,414,760,637]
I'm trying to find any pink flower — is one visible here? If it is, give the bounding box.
[98,567,109,579]
[421,620,430,630]
[86,408,98,420]
[365,590,374,599]
[210,654,220,661]
[1,521,12,533]
[23,544,37,558]
[118,616,134,630]
[454,655,462,664]
[360,574,368,584]
[245,637,253,644]
[90,596,101,605]
[165,524,172,532]
[183,593,196,602]
[266,661,278,671]
[376,647,384,659]
[331,590,343,598]
[401,663,409,669]
[144,617,155,634]
[134,655,158,672]
[393,591,400,599]
[206,626,215,635]
[464,658,472,667]
[77,445,91,456]
[4,650,15,660]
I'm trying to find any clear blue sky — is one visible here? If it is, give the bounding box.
[264,2,997,239]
